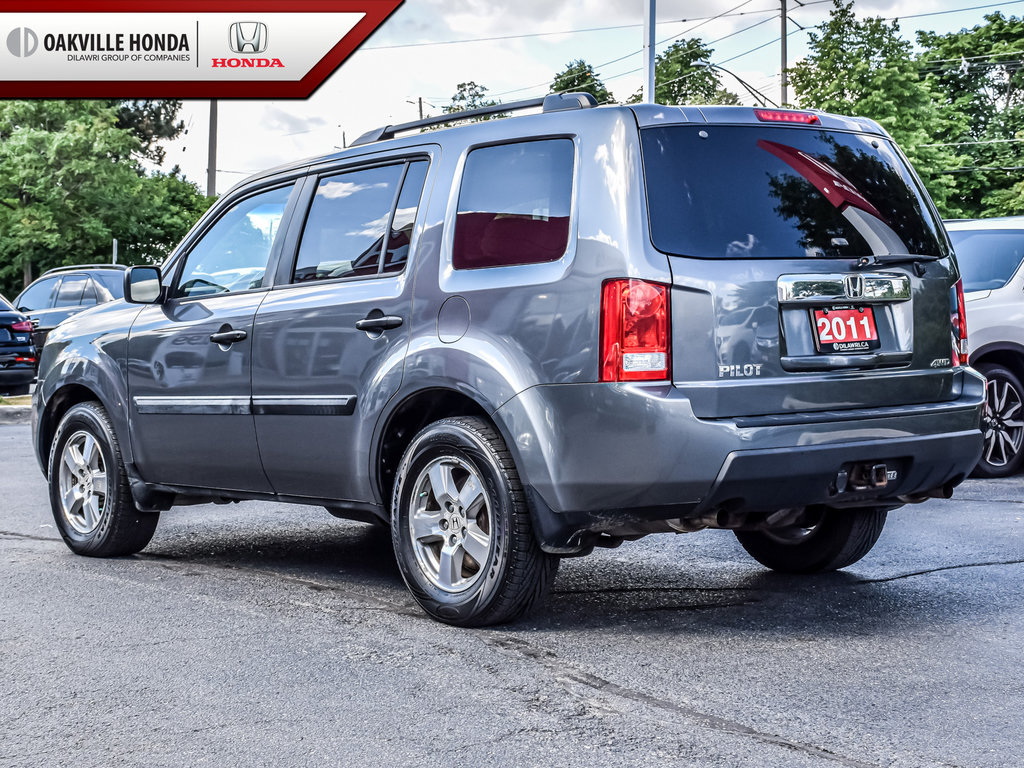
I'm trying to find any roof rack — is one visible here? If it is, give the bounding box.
[350,92,599,147]
[42,264,127,275]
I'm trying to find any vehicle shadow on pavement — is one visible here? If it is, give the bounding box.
[141,517,406,591]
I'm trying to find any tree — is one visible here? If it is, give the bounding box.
[918,13,1024,216]
[550,59,613,104]
[0,100,211,296]
[628,39,740,105]
[788,1,964,215]
[442,82,506,121]
[110,99,186,166]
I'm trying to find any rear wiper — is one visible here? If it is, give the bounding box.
[854,253,940,276]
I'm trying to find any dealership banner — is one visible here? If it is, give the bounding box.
[0,0,401,97]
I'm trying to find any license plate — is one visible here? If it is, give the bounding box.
[813,306,879,353]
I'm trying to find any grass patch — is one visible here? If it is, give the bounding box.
[0,395,31,406]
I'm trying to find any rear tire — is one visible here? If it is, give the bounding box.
[973,363,1024,478]
[48,401,159,557]
[391,416,559,626]
[735,507,886,573]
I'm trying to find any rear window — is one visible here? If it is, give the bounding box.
[0,295,12,311]
[948,229,1024,291]
[641,125,949,261]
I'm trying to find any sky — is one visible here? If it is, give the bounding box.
[153,0,1024,196]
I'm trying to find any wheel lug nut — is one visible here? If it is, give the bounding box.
[440,519,448,530]
[449,534,457,546]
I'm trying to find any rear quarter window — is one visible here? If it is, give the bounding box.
[453,139,574,269]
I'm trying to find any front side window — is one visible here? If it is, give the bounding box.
[453,139,574,270]
[16,277,59,311]
[175,184,294,298]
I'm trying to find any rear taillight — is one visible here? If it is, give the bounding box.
[951,278,968,366]
[600,279,670,382]
[10,320,32,332]
[15,356,35,364]
[754,108,820,125]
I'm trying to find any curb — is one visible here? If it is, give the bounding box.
[0,406,31,425]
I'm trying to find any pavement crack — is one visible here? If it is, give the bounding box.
[0,529,57,543]
[856,559,1024,584]
[552,585,758,595]
[481,635,882,768]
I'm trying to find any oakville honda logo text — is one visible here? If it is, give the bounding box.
[228,21,267,53]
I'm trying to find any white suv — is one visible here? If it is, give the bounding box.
[946,217,1024,477]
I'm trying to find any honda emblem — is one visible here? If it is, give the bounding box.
[229,22,268,54]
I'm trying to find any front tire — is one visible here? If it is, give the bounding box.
[391,416,558,626]
[735,507,886,573]
[973,363,1024,478]
[48,401,159,556]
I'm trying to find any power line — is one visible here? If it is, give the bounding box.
[361,3,802,52]
[921,137,1024,147]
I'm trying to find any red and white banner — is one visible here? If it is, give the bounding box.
[0,1,402,97]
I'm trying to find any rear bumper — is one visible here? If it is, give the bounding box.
[494,368,985,552]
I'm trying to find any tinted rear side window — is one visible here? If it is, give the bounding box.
[642,125,948,260]
[948,229,1024,291]
[53,275,88,307]
[453,139,573,269]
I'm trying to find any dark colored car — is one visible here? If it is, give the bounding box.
[14,265,126,349]
[0,294,36,396]
[32,97,985,626]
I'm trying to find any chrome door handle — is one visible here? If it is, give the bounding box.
[355,315,403,332]
[209,329,248,344]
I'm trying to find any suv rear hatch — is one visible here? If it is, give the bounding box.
[637,110,961,418]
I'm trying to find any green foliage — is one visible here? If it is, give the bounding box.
[788,1,964,215]
[110,99,185,166]
[442,82,505,121]
[0,100,211,297]
[627,39,739,105]
[917,12,1024,216]
[550,59,613,104]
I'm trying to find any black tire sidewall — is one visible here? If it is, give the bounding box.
[392,422,513,625]
[48,403,123,555]
[974,363,1024,478]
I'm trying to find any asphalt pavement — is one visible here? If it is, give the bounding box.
[1,422,1022,767]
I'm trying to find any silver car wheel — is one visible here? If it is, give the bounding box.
[57,430,108,535]
[982,376,1024,469]
[408,455,492,593]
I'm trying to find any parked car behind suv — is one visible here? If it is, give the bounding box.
[14,264,126,349]
[945,216,1024,477]
[32,96,985,626]
[0,293,36,396]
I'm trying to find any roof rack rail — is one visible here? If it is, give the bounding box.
[350,92,599,148]
[41,263,127,275]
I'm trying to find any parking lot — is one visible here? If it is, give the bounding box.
[1,420,1021,767]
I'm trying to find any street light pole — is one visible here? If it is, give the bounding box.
[207,99,218,197]
[780,0,788,106]
[643,0,656,103]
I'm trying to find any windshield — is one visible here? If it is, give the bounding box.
[641,125,949,260]
[948,229,1024,292]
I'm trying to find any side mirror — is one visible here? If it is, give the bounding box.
[124,266,164,304]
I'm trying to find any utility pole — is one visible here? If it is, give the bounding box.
[643,0,656,103]
[207,99,218,197]
[780,0,788,106]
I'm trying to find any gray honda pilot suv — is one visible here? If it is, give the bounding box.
[32,95,985,626]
